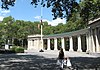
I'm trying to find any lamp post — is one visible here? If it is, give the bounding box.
[39,1,44,52]
[40,21,43,50]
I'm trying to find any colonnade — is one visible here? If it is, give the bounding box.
[27,17,100,53]
[45,35,85,52]
[87,27,100,53]
[27,27,100,53]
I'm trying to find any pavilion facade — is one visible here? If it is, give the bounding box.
[27,17,100,53]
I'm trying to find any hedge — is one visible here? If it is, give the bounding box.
[10,46,24,53]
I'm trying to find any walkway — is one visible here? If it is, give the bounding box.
[0,50,100,70]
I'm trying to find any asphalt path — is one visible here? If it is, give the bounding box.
[0,50,100,70]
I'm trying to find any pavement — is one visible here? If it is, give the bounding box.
[0,50,100,70]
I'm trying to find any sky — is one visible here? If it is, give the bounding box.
[0,0,79,26]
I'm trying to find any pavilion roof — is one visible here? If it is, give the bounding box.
[43,28,88,39]
[88,17,100,25]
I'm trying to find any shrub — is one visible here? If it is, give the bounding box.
[10,46,17,51]
[15,47,24,53]
[10,46,24,53]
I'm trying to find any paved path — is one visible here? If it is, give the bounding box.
[0,50,100,70]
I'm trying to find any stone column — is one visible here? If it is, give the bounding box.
[28,39,33,50]
[77,35,82,52]
[86,33,89,52]
[47,38,51,50]
[34,39,37,49]
[41,39,44,50]
[61,37,65,51]
[91,29,96,52]
[95,28,100,52]
[69,36,74,51]
[88,29,92,52]
[54,38,58,50]
[37,39,41,50]
[28,40,31,49]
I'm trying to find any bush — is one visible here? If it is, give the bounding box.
[15,47,24,53]
[10,46,24,53]
[10,46,17,51]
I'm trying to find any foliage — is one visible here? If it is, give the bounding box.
[0,15,87,48]
[10,46,24,53]
[1,0,100,23]
[80,0,100,24]
[2,16,15,24]
[1,0,15,9]
[0,0,100,50]
[15,47,24,53]
[1,0,79,20]
[10,46,17,51]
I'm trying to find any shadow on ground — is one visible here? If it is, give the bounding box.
[0,54,60,70]
[70,57,100,70]
[0,54,100,70]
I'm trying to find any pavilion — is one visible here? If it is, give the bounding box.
[27,17,100,53]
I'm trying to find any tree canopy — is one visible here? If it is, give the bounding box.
[0,15,85,48]
[1,0,79,20]
[1,0,100,22]
[80,0,100,23]
[0,0,100,48]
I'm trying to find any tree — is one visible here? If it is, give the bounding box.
[0,23,6,47]
[2,16,15,24]
[43,25,54,35]
[1,16,15,45]
[1,0,100,23]
[80,0,100,24]
[54,23,65,34]
[1,0,79,20]
[1,0,15,9]
[0,15,86,47]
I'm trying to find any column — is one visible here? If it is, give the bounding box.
[34,39,38,49]
[91,29,96,52]
[77,35,82,52]
[28,39,33,50]
[88,29,92,52]
[37,39,41,50]
[47,38,51,50]
[61,37,65,51]
[28,40,30,49]
[69,36,74,51]
[54,38,58,50]
[86,33,89,52]
[41,39,44,50]
[95,28,100,52]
